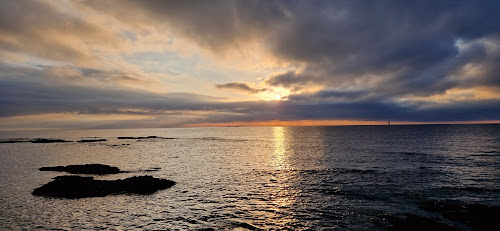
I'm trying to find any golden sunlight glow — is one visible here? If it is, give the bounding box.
[268,127,299,215]
[256,86,291,101]
[272,127,286,165]
[271,127,291,170]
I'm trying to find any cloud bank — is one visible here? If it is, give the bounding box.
[0,0,499,129]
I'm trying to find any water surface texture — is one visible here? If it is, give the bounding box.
[1,125,499,230]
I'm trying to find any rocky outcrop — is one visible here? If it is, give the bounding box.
[39,164,123,175]
[0,138,72,143]
[32,175,175,199]
[77,139,107,142]
[117,136,176,140]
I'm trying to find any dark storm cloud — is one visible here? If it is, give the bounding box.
[0,64,220,117]
[82,0,500,98]
[1,0,499,128]
[1,64,499,126]
[286,89,372,103]
[81,0,287,51]
[215,82,267,94]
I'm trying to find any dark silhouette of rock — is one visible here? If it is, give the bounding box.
[31,138,72,143]
[0,140,28,143]
[373,214,458,231]
[420,200,500,231]
[117,136,176,140]
[77,139,107,143]
[32,175,175,199]
[1,138,73,143]
[118,136,159,139]
[39,164,122,175]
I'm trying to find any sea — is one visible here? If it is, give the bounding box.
[0,125,499,230]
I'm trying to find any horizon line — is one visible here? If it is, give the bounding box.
[1,120,499,132]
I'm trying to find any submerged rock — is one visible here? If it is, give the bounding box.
[420,200,500,231]
[373,214,458,231]
[40,164,122,175]
[32,175,175,199]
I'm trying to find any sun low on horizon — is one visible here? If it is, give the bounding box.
[2,1,500,230]
[0,0,499,130]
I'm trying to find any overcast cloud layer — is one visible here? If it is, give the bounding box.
[0,0,499,129]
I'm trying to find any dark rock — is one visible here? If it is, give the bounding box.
[118,136,139,139]
[77,139,107,143]
[420,200,500,231]
[32,175,175,199]
[117,136,158,139]
[0,140,28,143]
[31,138,72,143]
[1,138,73,143]
[117,136,176,140]
[373,214,458,231]
[39,164,122,175]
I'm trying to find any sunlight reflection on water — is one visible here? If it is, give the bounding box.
[0,125,499,230]
[271,127,288,170]
[268,127,300,226]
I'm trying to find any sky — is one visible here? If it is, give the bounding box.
[1,0,500,130]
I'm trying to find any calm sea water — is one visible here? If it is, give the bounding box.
[0,125,499,230]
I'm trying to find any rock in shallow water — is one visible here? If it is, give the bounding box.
[30,138,72,143]
[39,164,122,175]
[77,139,107,143]
[373,214,458,231]
[32,175,175,199]
[420,200,500,231]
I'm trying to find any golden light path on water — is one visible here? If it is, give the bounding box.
[268,127,300,226]
[272,127,288,170]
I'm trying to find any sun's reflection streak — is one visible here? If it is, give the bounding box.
[266,127,300,226]
[271,126,289,170]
